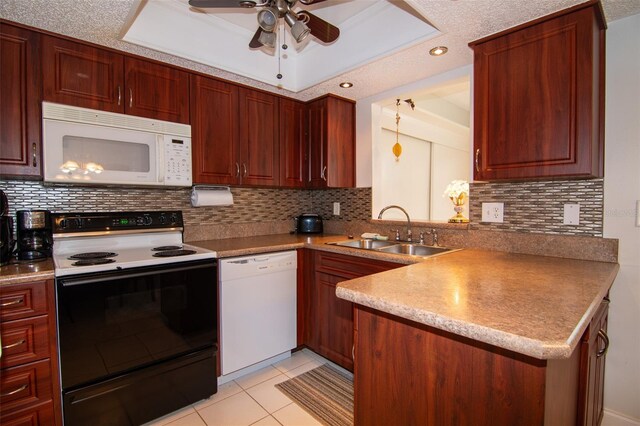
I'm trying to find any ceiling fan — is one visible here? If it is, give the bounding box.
[188,0,340,49]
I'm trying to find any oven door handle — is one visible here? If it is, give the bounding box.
[58,262,216,287]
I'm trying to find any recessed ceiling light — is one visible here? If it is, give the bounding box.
[429,46,448,56]
[339,82,353,88]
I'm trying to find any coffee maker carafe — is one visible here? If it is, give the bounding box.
[16,210,52,261]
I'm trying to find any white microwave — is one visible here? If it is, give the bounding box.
[42,102,192,187]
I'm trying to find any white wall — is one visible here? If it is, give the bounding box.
[602,13,640,426]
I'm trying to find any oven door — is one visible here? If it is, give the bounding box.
[56,259,217,391]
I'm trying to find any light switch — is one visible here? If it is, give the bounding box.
[563,204,580,225]
[333,202,340,216]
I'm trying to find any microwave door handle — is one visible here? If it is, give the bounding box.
[156,135,165,183]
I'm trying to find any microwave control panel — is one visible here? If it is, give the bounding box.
[164,137,192,185]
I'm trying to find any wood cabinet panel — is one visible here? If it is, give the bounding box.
[0,281,48,322]
[471,3,605,180]
[0,401,55,426]
[0,359,53,415]
[238,88,279,186]
[124,57,190,124]
[306,95,355,188]
[42,35,124,113]
[190,75,239,185]
[279,99,306,188]
[578,298,609,426]
[0,315,50,369]
[0,23,41,178]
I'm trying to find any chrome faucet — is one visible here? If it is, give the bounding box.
[426,228,438,247]
[378,205,412,242]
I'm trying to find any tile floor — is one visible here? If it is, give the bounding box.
[144,349,350,426]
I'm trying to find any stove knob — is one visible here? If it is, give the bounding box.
[144,216,153,225]
[169,213,178,225]
[75,218,83,229]
[158,214,166,225]
[136,217,144,225]
[58,219,67,229]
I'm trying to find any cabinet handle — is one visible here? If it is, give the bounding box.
[117,86,122,106]
[596,329,609,358]
[129,88,133,108]
[1,383,28,397]
[352,344,355,361]
[235,162,240,178]
[32,143,37,167]
[475,149,480,172]
[2,339,25,350]
[321,166,327,181]
[0,297,23,307]
[242,163,247,177]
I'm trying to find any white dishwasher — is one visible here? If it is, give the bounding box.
[219,250,297,375]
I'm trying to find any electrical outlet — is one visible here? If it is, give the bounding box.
[333,202,340,216]
[481,202,504,223]
[563,204,580,225]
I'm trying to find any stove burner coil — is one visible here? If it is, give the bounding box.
[152,249,197,257]
[72,258,117,266]
[68,252,118,260]
[152,245,183,251]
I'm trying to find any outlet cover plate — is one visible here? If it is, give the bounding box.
[482,202,504,223]
[563,204,580,225]
[333,202,340,216]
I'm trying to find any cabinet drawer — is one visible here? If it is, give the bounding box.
[0,359,53,415]
[0,400,55,426]
[315,251,402,278]
[0,281,48,322]
[1,315,51,369]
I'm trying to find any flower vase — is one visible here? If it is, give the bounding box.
[448,193,469,223]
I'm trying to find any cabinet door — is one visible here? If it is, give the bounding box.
[42,35,124,113]
[0,24,41,178]
[578,299,609,426]
[307,98,327,188]
[314,272,354,371]
[279,99,306,188]
[124,57,190,124]
[325,96,355,187]
[471,5,604,180]
[190,75,239,185]
[238,88,279,186]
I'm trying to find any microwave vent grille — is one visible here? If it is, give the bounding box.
[42,102,191,137]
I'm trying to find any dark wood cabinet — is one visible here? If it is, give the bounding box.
[303,250,402,371]
[0,280,62,426]
[191,75,280,186]
[470,1,605,180]
[578,298,609,426]
[0,23,42,179]
[42,35,189,123]
[307,95,355,188]
[279,99,306,188]
[238,88,279,186]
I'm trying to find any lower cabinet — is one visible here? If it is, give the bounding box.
[353,298,611,425]
[301,250,402,371]
[578,298,610,426]
[0,280,62,426]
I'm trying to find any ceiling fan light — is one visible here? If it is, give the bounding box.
[257,29,276,48]
[257,7,278,32]
[284,11,310,43]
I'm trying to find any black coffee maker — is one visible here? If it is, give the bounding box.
[16,210,53,261]
[0,190,15,265]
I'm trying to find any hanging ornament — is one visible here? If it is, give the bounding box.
[392,99,402,161]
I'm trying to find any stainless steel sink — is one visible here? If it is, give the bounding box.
[327,239,454,258]
[330,239,398,249]
[378,244,452,257]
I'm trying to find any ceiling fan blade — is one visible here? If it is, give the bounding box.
[298,0,329,4]
[299,11,339,43]
[249,28,263,48]
[188,0,257,8]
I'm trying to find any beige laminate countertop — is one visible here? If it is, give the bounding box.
[0,259,55,285]
[335,249,619,360]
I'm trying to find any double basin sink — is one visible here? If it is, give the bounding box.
[327,239,453,258]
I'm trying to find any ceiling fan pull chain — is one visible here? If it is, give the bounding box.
[277,26,283,79]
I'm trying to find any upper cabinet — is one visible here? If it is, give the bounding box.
[190,75,279,186]
[42,35,189,124]
[307,95,355,188]
[470,1,605,181]
[0,23,42,179]
[279,99,306,188]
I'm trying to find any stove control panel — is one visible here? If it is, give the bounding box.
[52,211,184,234]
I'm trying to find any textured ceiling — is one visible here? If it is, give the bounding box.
[1,0,639,101]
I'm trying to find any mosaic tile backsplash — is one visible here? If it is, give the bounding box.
[0,178,603,237]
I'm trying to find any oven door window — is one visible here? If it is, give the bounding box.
[57,261,217,390]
